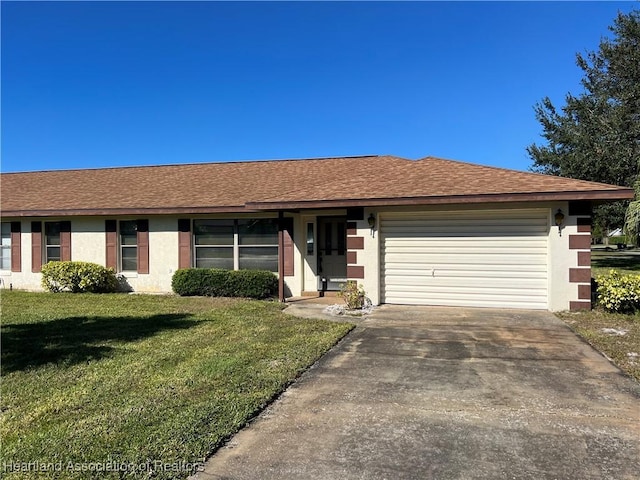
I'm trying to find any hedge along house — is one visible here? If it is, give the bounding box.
[0,155,633,311]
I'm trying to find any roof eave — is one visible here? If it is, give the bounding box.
[246,189,635,210]
[2,189,633,217]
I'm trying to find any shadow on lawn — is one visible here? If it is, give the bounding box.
[1,314,197,374]
[592,254,640,271]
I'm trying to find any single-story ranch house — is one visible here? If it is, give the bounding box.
[0,155,633,311]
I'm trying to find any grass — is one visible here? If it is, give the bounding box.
[0,291,354,479]
[558,310,640,382]
[554,248,640,383]
[591,248,640,276]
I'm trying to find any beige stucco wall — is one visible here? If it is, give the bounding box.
[1,206,587,310]
[1,215,302,296]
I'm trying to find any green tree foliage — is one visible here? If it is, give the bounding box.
[527,9,640,232]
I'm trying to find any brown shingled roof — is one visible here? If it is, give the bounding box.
[0,155,633,217]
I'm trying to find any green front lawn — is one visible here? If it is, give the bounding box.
[0,292,354,479]
[591,248,640,276]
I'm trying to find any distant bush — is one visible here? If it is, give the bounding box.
[596,270,640,313]
[41,261,118,293]
[608,236,627,245]
[172,268,278,299]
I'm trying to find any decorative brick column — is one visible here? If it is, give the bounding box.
[569,216,592,311]
[346,221,365,280]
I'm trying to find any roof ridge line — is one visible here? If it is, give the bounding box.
[1,155,385,175]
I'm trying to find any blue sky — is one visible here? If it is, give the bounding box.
[1,1,636,173]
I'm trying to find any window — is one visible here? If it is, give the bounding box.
[306,223,314,255]
[193,219,279,272]
[119,220,138,271]
[44,222,61,263]
[1,223,10,270]
[105,219,148,274]
[194,220,234,269]
[238,219,278,271]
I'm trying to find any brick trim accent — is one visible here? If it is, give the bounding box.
[346,265,364,279]
[578,284,591,300]
[577,217,591,233]
[569,235,591,250]
[569,268,591,283]
[577,251,591,266]
[346,219,365,283]
[570,301,591,311]
[346,236,364,250]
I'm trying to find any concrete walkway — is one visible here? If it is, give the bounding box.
[193,305,640,480]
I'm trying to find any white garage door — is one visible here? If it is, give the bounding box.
[381,209,549,309]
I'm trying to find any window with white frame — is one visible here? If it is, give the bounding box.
[119,220,138,271]
[0,223,11,270]
[44,222,61,263]
[193,219,278,272]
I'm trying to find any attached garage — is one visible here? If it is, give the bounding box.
[381,209,550,309]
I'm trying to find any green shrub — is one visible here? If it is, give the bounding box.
[174,268,232,296]
[608,236,627,245]
[596,270,640,312]
[172,268,278,299]
[41,261,118,293]
[226,270,279,299]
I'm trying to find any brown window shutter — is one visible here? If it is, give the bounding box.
[105,220,117,269]
[283,218,294,277]
[31,221,42,273]
[60,221,72,261]
[137,219,149,274]
[10,222,21,272]
[178,219,191,269]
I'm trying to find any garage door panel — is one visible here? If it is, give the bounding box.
[382,294,546,310]
[383,285,547,298]
[381,209,549,309]
[382,227,548,237]
[383,238,547,248]
[383,276,547,290]
[383,268,547,285]
[383,253,548,265]
[383,267,547,285]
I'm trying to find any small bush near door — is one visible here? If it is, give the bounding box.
[41,261,118,293]
[172,268,278,299]
[339,281,366,310]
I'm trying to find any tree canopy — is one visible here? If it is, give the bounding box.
[527,9,640,232]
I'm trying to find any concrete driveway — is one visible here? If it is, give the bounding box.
[193,305,640,480]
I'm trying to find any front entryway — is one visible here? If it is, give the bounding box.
[317,216,347,291]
